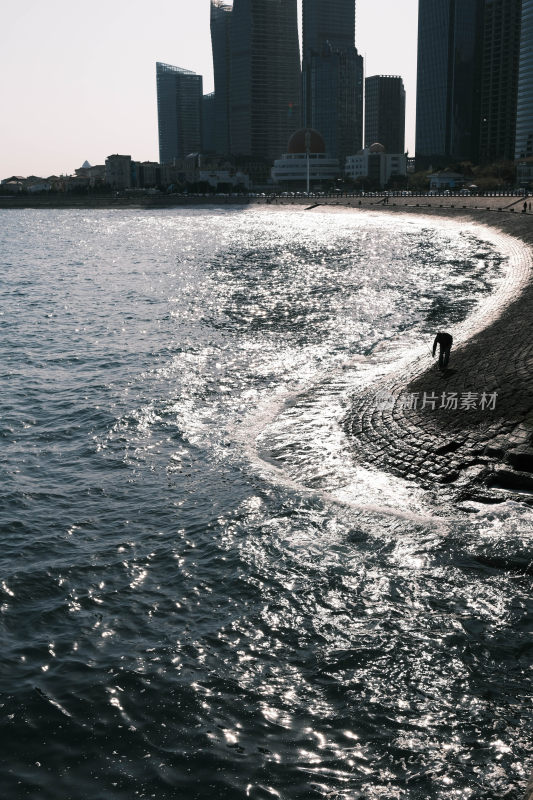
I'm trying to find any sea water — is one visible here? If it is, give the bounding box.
[1,207,531,799]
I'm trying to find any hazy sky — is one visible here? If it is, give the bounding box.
[0,0,418,178]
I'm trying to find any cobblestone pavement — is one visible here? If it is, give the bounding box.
[313,202,533,506]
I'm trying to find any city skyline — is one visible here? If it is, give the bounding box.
[0,0,418,178]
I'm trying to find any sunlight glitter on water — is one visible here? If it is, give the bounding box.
[0,208,531,800]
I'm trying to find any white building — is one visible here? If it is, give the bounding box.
[198,169,250,190]
[345,143,407,188]
[428,171,465,190]
[271,128,339,187]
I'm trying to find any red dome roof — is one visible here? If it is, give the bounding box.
[287,128,326,154]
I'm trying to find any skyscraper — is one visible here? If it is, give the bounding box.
[302,0,363,164]
[229,0,301,163]
[415,0,484,167]
[210,0,232,155]
[156,62,203,164]
[202,92,217,154]
[479,0,522,163]
[365,75,406,154]
[515,0,533,158]
[302,0,356,57]
[306,44,364,164]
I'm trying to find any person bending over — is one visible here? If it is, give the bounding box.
[433,331,453,369]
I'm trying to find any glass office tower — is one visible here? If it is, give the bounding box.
[202,92,217,154]
[229,0,301,163]
[210,1,232,155]
[302,0,362,164]
[365,75,406,153]
[415,0,484,167]
[306,43,363,164]
[302,0,356,57]
[479,0,522,163]
[515,0,533,158]
[156,62,203,164]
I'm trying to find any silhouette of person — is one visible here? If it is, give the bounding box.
[524,201,528,213]
[433,331,453,369]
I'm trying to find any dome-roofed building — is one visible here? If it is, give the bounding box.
[271,128,339,188]
[287,128,326,155]
[369,142,386,154]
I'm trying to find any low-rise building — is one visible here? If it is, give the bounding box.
[24,176,52,192]
[1,175,25,185]
[345,143,407,188]
[197,168,250,190]
[161,153,250,191]
[428,171,465,190]
[517,157,533,187]
[105,154,132,189]
[1,180,24,193]
[271,128,339,187]
[47,175,71,192]
[159,161,182,189]
[134,161,161,188]
[66,175,90,191]
[75,164,106,187]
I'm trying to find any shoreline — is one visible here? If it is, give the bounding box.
[0,195,258,210]
[4,197,533,506]
[0,193,531,214]
[312,202,533,508]
[239,198,533,508]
